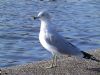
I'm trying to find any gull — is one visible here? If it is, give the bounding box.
[33,11,100,68]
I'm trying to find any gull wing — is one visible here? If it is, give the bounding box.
[45,31,81,55]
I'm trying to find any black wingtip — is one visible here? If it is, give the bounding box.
[90,56,100,62]
[81,51,100,62]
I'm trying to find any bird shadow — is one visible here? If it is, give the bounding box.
[87,67,100,72]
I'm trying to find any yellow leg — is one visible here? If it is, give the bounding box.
[55,55,57,67]
[46,55,57,69]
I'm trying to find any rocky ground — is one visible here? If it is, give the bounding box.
[1,49,100,75]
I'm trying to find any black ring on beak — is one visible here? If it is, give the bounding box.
[34,17,38,19]
[32,16,38,20]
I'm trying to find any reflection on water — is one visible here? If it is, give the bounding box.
[0,0,100,67]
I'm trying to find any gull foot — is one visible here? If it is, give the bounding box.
[46,65,57,69]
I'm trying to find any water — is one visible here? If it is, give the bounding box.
[0,0,100,67]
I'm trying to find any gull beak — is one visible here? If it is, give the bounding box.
[32,16,38,20]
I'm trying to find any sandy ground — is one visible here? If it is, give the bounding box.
[0,49,100,75]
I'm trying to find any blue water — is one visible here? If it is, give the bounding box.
[0,0,100,67]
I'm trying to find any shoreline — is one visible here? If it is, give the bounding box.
[1,49,100,75]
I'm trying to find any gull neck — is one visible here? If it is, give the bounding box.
[40,19,51,32]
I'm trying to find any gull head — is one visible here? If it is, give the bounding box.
[33,11,51,21]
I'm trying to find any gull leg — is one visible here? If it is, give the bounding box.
[55,55,57,67]
[46,55,57,68]
[52,55,57,67]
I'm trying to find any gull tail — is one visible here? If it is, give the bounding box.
[81,51,100,62]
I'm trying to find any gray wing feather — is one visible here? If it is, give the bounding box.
[46,31,81,55]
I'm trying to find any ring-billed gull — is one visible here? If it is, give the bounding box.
[33,11,99,68]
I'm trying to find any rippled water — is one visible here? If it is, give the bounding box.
[0,0,100,67]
